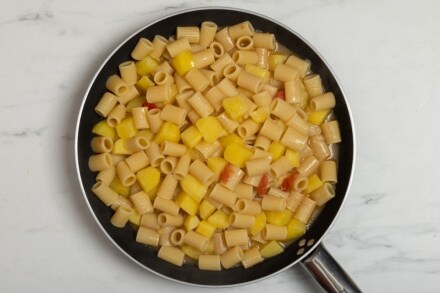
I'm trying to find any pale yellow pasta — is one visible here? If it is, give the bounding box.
[293,176,309,192]
[153,70,174,85]
[187,92,214,117]
[310,135,331,161]
[136,226,160,246]
[303,74,324,98]
[243,174,263,187]
[173,153,191,180]
[267,187,289,198]
[321,120,342,144]
[119,61,137,85]
[89,153,113,172]
[198,254,221,271]
[237,119,260,138]
[146,85,171,104]
[154,60,175,75]
[107,104,126,127]
[194,140,221,160]
[270,98,297,121]
[189,159,216,186]
[210,53,234,76]
[96,166,116,185]
[125,136,150,153]
[184,230,210,252]
[91,181,118,206]
[131,107,150,129]
[110,154,124,166]
[156,174,178,199]
[146,109,163,133]
[174,73,193,94]
[251,149,273,161]
[297,155,320,177]
[185,68,210,92]
[166,37,191,58]
[175,90,195,112]
[149,35,168,60]
[95,92,117,118]
[301,144,314,159]
[261,83,278,97]
[242,246,263,268]
[221,246,244,269]
[274,63,299,82]
[221,165,245,190]
[286,109,309,135]
[320,160,337,183]
[234,183,254,200]
[140,213,160,230]
[235,198,261,215]
[215,27,234,52]
[170,229,186,246]
[125,151,149,173]
[294,196,316,224]
[130,190,153,214]
[199,21,218,47]
[229,21,254,40]
[205,86,227,112]
[116,85,139,105]
[187,110,201,125]
[157,246,185,266]
[230,213,255,228]
[116,160,136,186]
[106,74,129,96]
[160,141,187,157]
[111,195,133,211]
[153,196,179,216]
[224,229,249,247]
[263,224,287,241]
[311,182,335,206]
[308,124,322,137]
[237,71,262,94]
[216,111,240,133]
[223,63,242,82]
[209,41,225,58]
[254,134,271,151]
[91,136,113,153]
[200,69,220,86]
[285,55,311,78]
[232,50,258,65]
[253,33,276,50]
[270,156,292,177]
[261,195,286,211]
[145,142,164,167]
[177,27,200,44]
[286,191,305,212]
[236,35,254,50]
[191,43,206,53]
[260,119,285,142]
[245,158,271,177]
[193,49,215,69]
[159,104,187,125]
[209,183,237,208]
[157,213,183,226]
[255,47,269,68]
[310,92,336,112]
[284,80,307,104]
[131,38,154,60]
[213,232,228,255]
[159,232,171,246]
[160,156,177,174]
[280,127,308,151]
[240,95,257,113]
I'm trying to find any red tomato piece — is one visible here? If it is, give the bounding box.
[275,90,285,100]
[257,174,269,196]
[281,174,297,192]
[142,102,157,110]
[220,164,232,183]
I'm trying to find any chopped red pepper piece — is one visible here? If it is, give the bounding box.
[274,90,285,100]
[142,102,157,110]
[257,174,269,196]
[220,163,232,184]
[281,174,296,192]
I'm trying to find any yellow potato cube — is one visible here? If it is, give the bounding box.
[266,209,293,226]
[268,141,286,161]
[172,50,195,76]
[135,129,154,141]
[136,55,159,76]
[182,244,201,260]
[125,96,145,112]
[285,148,301,167]
[222,96,248,121]
[129,210,141,227]
[175,191,199,216]
[207,210,230,229]
[245,64,270,83]
[154,121,180,144]
[146,185,159,201]
[110,176,130,197]
[205,239,215,254]
[207,157,227,180]
[250,106,270,124]
[183,215,200,231]
[135,75,154,93]
[116,117,137,139]
[136,166,161,193]
[181,126,202,149]
[198,199,216,220]
[268,54,287,72]
[307,174,323,194]
[224,142,253,168]
[92,120,116,139]
[286,218,306,240]
[307,109,331,125]
[112,139,132,155]
[179,174,207,203]
[260,240,284,258]
[250,212,266,236]
[196,220,216,238]
[219,134,243,148]
[195,116,225,144]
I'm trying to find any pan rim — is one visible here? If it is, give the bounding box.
[74,6,356,288]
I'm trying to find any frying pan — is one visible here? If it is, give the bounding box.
[75,7,360,292]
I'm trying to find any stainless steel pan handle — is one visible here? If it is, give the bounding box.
[301,244,362,293]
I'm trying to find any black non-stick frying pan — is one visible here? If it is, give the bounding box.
[75,7,360,292]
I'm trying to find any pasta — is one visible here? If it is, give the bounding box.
[88,20,342,270]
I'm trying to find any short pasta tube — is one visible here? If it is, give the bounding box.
[125,151,149,173]
[215,27,234,52]
[130,191,153,215]
[209,183,237,208]
[321,120,342,144]
[116,161,136,186]
[199,21,218,47]
[131,38,154,60]
[157,246,185,266]
[184,230,210,252]
[221,246,244,269]
[95,92,117,118]
[262,224,287,241]
[303,74,324,98]
[235,199,261,215]
[294,196,316,224]
[177,27,200,44]
[91,136,113,153]
[224,229,249,247]
[320,160,338,183]
[189,159,216,186]
[198,254,221,271]
[242,246,263,269]
[156,174,178,199]
[310,182,335,206]
[136,226,160,246]
[89,153,112,172]
[253,33,276,50]
[261,195,286,211]
[91,181,118,206]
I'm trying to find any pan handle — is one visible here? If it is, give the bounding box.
[301,244,362,293]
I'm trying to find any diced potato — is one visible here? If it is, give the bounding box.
[250,212,266,236]
[222,96,248,121]
[175,191,199,216]
[207,157,228,180]
[92,120,116,138]
[154,121,180,144]
[224,142,253,168]
[116,117,137,139]
[245,64,270,83]
[136,167,161,193]
[260,240,284,258]
[195,116,225,144]
[181,126,202,148]
[181,244,201,260]
[207,210,230,229]
[112,139,132,155]
[268,141,286,161]
[306,174,323,194]
[196,220,216,238]
[285,148,301,167]
[136,56,159,76]
[266,209,293,226]
[135,75,154,93]
[250,106,270,124]
[268,54,287,72]
[129,211,141,227]
[110,176,130,197]
[219,134,243,148]
[135,129,154,141]
[125,96,145,112]
[172,50,195,76]
[286,218,306,240]
[179,174,207,203]
[307,109,331,125]
[198,199,216,220]
[183,215,200,231]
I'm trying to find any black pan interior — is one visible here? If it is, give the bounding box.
[76,8,354,286]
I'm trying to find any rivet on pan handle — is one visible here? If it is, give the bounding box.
[301,244,362,293]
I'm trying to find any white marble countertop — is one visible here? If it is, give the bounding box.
[1,0,440,292]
